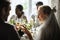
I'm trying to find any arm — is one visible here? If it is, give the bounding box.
[24,29,33,40]
[20,25,33,40]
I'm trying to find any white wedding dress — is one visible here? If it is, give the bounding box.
[33,12,57,40]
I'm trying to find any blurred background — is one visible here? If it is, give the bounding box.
[7,0,60,27]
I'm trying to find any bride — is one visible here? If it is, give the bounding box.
[34,5,60,40]
[20,5,60,40]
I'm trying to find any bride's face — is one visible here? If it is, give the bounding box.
[38,7,48,21]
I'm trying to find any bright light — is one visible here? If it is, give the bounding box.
[8,0,50,22]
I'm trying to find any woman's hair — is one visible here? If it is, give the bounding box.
[16,5,23,11]
[40,5,56,16]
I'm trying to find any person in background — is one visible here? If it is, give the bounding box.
[31,1,43,27]
[15,5,27,24]
[36,1,43,9]
[9,4,27,25]
[35,1,43,27]
[9,5,27,37]
[0,0,20,40]
[34,5,60,40]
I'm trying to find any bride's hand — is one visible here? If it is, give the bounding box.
[20,25,33,40]
[20,25,28,33]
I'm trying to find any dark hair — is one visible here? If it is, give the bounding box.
[0,0,10,16]
[36,1,43,6]
[16,5,23,11]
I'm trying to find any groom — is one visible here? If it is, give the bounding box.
[0,0,20,40]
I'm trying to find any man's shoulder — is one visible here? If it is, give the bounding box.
[5,23,13,27]
[4,23,14,29]
[0,22,15,33]
[0,22,14,29]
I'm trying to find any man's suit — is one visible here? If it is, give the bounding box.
[0,18,20,40]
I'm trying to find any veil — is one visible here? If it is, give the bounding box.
[36,9,59,40]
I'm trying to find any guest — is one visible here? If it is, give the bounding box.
[9,5,27,25]
[9,5,27,36]
[36,1,43,9]
[31,1,43,27]
[35,1,43,27]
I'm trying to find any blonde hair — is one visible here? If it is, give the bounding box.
[38,5,56,16]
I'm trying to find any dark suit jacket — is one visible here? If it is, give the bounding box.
[18,30,24,37]
[40,14,60,40]
[0,18,20,40]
